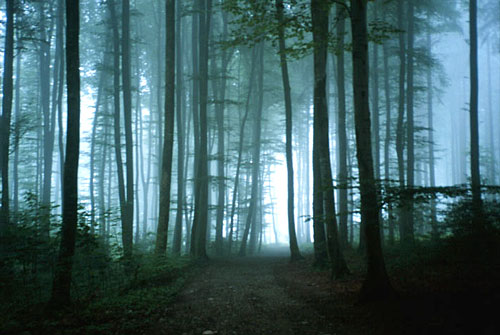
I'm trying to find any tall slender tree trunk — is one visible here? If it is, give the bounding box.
[382,36,395,245]
[335,3,349,250]
[469,0,482,216]
[426,25,437,239]
[227,49,256,254]
[240,43,264,257]
[404,0,415,247]
[173,0,185,255]
[108,0,129,258]
[350,0,394,301]
[155,0,176,255]
[276,0,302,261]
[396,0,407,243]
[122,0,134,258]
[50,0,80,306]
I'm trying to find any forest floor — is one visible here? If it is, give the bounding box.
[153,243,500,335]
[4,239,500,335]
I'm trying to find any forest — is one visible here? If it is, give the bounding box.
[1,0,500,334]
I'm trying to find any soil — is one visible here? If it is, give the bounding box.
[155,248,332,335]
[154,247,500,335]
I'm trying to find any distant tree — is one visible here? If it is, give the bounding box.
[50,0,80,306]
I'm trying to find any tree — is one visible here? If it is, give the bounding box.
[311,0,349,278]
[350,0,395,301]
[191,0,212,259]
[469,0,482,216]
[275,0,302,262]
[50,0,80,306]
[1,0,15,232]
[155,0,176,255]
[335,2,349,250]
[121,0,134,259]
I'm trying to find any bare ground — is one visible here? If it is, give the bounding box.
[153,246,500,335]
[155,249,334,335]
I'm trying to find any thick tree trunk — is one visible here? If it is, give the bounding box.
[191,0,212,259]
[50,0,80,306]
[350,0,394,301]
[1,0,14,232]
[276,0,302,261]
[311,0,348,278]
[155,0,176,255]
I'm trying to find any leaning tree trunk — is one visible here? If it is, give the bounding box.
[50,0,80,307]
[350,0,394,301]
[155,0,176,256]
[276,0,302,262]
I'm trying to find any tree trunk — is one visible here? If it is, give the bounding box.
[276,0,302,261]
[311,0,348,278]
[350,0,394,301]
[404,0,415,247]
[122,0,134,259]
[335,3,349,250]
[469,0,482,216]
[50,0,80,306]
[1,0,14,232]
[173,0,185,255]
[155,0,176,255]
[191,0,212,259]
[239,43,264,257]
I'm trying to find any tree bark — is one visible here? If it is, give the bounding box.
[155,0,176,255]
[350,0,394,301]
[311,0,348,277]
[335,3,349,250]
[191,0,212,259]
[50,0,80,306]
[276,0,302,262]
[469,0,482,216]
[122,0,134,259]
[1,0,14,231]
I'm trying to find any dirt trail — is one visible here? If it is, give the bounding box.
[156,251,332,335]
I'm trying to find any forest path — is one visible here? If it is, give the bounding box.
[155,249,332,335]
